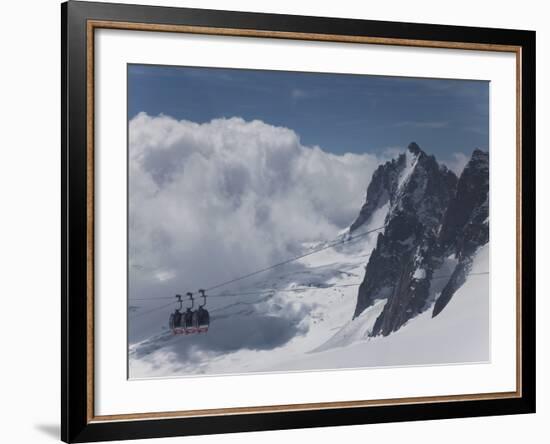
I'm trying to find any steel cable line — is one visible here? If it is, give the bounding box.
[430,271,489,280]
[127,220,490,319]
[128,271,490,319]
[202,225,387,293]
[130,296,177,301]
[128,226,384,305]
[129,300,177,319]
[207,271,491,315]
[128,282,368,303]
[128,282,366,301]
[128,271,490,320]
[206,271,490,298]
[206,282,365,298]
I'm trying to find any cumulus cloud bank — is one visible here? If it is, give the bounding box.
[128,113,381,328]
[445,152,470,176]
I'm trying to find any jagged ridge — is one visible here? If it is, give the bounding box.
[351,143,489,336]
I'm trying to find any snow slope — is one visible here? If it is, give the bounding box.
[129,204,489,378]
[129,212,385,378]
[268,243,489,372]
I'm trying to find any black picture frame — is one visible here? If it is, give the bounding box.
[61,1,536,442]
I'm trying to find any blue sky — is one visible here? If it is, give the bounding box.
[128,64,488,162]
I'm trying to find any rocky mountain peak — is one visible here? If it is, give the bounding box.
[471,148,489,161]
[349,142,454,234]
[407,141,422,155]
[431,149,489,317]
[351,144,489,336]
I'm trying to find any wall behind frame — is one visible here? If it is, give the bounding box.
[0,0,546,443]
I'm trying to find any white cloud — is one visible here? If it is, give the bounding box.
[380,146,405,159]
[445,152,470,176]
[128,113,382,308]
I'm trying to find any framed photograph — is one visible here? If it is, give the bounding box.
[61,1,535,442]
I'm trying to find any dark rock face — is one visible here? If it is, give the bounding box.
[351,143,489,336]
[432,149,489,316]
[349,156,402,233]
[438,149,489,259]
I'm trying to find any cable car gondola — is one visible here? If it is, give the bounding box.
[193,289,210,333]
[183,292,196,333]
[168,294,183,333]
[169,291,209,335]
[169,292,195,335]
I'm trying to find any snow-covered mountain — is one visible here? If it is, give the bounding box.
[351,143,489,335]
[351,143,457,332]
[129,143,490,378]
